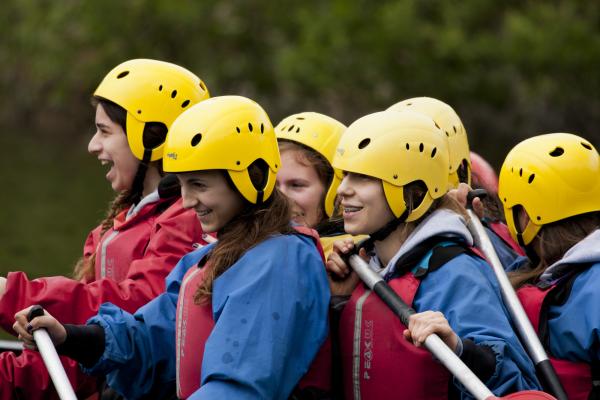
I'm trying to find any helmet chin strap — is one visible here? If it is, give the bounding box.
[369,208,410,243]
[130,148,152,205]
[512,208,541,267]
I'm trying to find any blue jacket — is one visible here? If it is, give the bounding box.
[513,229,600,365]
[413,252,541,397]
[374,209,540,397]
[83,233,330,399]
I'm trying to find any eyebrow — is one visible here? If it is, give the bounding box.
[95,122,110,130]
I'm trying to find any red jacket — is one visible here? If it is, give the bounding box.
[0,195,205,400]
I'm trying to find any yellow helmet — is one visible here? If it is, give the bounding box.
[387,97,470,188]
[333,110,449,222]
[275,112,346,217]
[499,133,600,245]
[163,96,280,204]
[94,59,210,162]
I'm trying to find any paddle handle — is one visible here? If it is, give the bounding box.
[28,306,77,400]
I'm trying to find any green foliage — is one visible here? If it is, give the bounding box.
[1,0,599,280]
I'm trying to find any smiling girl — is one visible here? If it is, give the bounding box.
[326,109,540,398]
[0,59,210,398]
[14,96,330,400]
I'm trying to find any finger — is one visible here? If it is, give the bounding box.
[13,322,33,342]
[326,253,349,276]
[326,262,347,278]
[473,198,485,219]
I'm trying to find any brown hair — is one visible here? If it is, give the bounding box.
[278,140,334,225]
[194,163,293,304]
[73,98,167,281]
[509,211,600,288]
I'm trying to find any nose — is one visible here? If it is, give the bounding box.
[88,131,102,155]
[180,184,197,210]
[337,174,354,198]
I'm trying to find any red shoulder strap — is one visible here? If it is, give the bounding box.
[292,225,325,262]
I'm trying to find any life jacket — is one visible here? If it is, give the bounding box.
[93,197,178,281]
[338,239,483,400]
[175,226,331,399]
[517,264,600,400]
[487,221,525,257]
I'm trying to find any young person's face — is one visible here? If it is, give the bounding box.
[277,149,327,228]
[88,104,139,192]
[178,170,245,233]
[337,172,395,235]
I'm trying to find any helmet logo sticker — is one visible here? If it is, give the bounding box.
[337,147,345,156]
[167,152,178,160]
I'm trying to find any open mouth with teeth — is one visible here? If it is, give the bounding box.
[343,206,363,213]
[196,209,213,217]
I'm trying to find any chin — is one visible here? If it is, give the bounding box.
[343,222,363,236]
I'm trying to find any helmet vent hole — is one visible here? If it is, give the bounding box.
[236,127,241,133]
[434,188,438,193]
[393,174,398,179]
[260,123,264,133]
[181,100,190,108]
[137,109,141,114]
[171,90,177,98]
[191,134,202,147]
[358,138,371,149]
[519,168,523,177]
[528,174,535,184]
[511,167,514,172]
[581,142,592,150]
[453,126,457,133]
[419,143,424,152]
[117,71,129,79]
[248,122,253,132]
[406,102,412,106]
[158,85,163,91]
[434,122,441,130]
[236,161,241,165]
[199,82,206,91]
[504,197,507,202]
[445,131,450,137]
[431,147,437,158]
[296,117,305,120]
[406,143,410,150]
[288,125,295,132]
[549,147,564,157]
[536,216,541,221]
[296,127,300,133]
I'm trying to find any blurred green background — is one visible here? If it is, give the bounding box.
[1,0,599,283]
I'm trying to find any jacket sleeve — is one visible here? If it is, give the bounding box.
[547,263,600,363]
[0,349,99,400]
[80,247,207,400]
[190,235,330,400]
[413,254,541,398]
[0,200,203,334]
